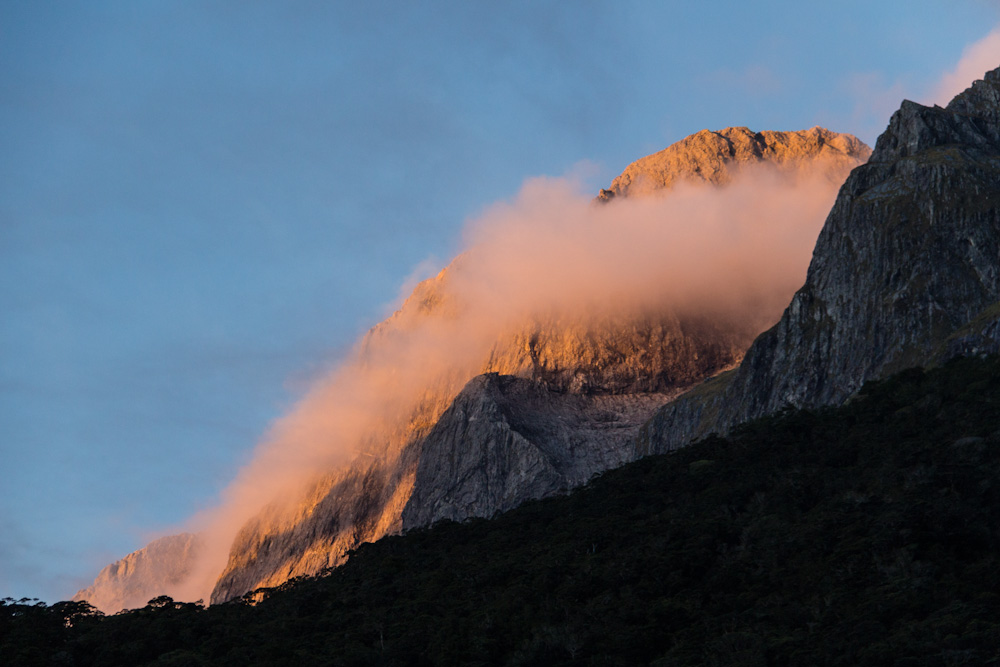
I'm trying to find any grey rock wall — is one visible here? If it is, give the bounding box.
[401,374,673,528]
[642,67,1000,455]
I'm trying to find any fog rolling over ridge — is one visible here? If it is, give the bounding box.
[75,127,870,612]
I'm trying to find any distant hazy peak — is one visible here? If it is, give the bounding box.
[599,126,871,200]
[72,533,200,614]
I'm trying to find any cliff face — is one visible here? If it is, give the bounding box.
[642,67,1000,455]
[71,534,200,612]
[77,126,868,610]
[401,375,674,529]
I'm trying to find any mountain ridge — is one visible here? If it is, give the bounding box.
[72,534,200,614]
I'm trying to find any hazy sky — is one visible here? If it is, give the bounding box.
[3,1,999,604]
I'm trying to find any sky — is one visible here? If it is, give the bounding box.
[2,1,999,604]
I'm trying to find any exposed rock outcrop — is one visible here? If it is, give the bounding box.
[208,393,450,604]
[606,126,870,198]
[641,67,1000,455]
[480,312,759,396]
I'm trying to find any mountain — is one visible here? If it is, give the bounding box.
[207,126,867,605]
[641,66,1000,454]
[75,126,868,611]
[43,64,1000,662]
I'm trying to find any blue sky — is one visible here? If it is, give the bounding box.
[2,1,999,603]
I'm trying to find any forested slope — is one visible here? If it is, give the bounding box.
[7,355,1000,666]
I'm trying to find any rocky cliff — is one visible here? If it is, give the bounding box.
[641,66,1000,455]
[400,374,673,529]
[76,126,868,611]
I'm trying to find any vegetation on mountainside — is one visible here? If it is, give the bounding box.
[5,355,1000,666]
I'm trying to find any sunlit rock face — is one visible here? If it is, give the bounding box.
[77,125,869,610]
[72,534,200,612]
[600,126,869,199]
[642,67,1000,454]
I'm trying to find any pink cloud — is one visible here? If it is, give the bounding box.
[929,27,1000,106]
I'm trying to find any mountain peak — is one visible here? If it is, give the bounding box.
[72,533,200,612]
[601,126,870,199]
[871,65,1000,164]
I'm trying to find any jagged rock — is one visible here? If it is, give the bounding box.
[72,534,200,613]
[207,309,751,603]
[480,312,757,395]
[208,391,455,605]
[607,126,870,197]
[641,67,1000,455]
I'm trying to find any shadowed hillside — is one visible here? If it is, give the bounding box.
[8,355,1000,666]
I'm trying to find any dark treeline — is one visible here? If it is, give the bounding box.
[5,356,1000,666]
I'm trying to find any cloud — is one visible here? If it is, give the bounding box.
[928,26,1000,105]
